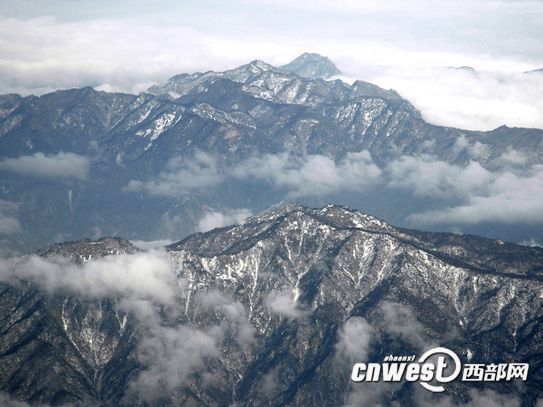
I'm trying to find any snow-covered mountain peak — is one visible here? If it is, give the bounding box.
[281,52,341,79]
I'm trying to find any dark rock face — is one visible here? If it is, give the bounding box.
[1,206,542,405]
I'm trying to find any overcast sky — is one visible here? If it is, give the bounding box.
[1,0,543,130]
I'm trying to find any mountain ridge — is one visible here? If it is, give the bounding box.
[1,204,542,405]
[0,54,542,255]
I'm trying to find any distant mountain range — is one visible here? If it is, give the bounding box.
[0,53,542,255]
[1,204,542,405]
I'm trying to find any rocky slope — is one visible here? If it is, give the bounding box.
[0,205,542,405]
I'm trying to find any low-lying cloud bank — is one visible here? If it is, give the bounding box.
[125,151,221,196]
[232,151,382,198]
[356,66,543,131]
[0,250,177,303]
[197,208,252,232]
[0,152,90,180]
[127,146,543,225]
[401,159,543,224]
[125,151,382,199]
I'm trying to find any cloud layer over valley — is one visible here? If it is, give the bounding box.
[126,144,543,227]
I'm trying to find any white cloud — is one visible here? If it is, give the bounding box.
[125,151,221,197]
[234,151,382,198]
[260,367,281,396]
[384,148,543,224]
[386,155,493,199]
[196,290,256,349]
[377,302,435,350]
[127,148,543,225]
[128,317,221,400]
[335,317,373,362]
[337,308,520,406]
[245,151,380,196]
[0,250,178,304]
[345,381,401,407]
[520,238,542,248]
[0,217,20,235]
[122,286,256,399]
[0,16,227,96]
[265,290,306,318]
[127,151,382,199]
[495,147,530,167]
[0,200,21,235]
[335,316,393,407]
[197,208,252,232]
[452,135,490,160]
[361,66,543,130]
[0,152,90,179]
[130,239,175,251]
[408,164,543,224]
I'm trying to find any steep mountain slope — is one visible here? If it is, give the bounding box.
[0,238,139,405]
[0,205,542,405]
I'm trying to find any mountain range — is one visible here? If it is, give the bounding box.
[1,51,542,401]
[1,204,542,405]
[0,53,542,255]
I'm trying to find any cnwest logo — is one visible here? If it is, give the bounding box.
[351,347,529,392]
